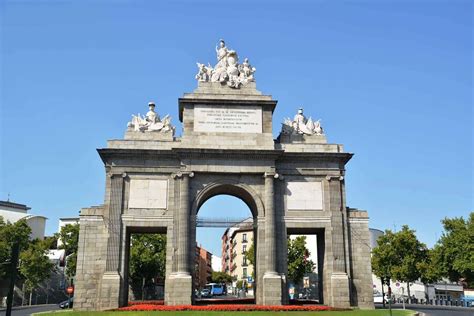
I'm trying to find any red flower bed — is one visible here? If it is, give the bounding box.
[118,304,334,312]
[128,300,164,306]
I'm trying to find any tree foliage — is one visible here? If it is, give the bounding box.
[0,216,53,293]
[19,240,54,291]
[211,271,233,284]
[372,225,428,293]
[244,239,255,266]
[417,248,442,285]
[287,236,315,284]
[0,217,31,279]
[129,233,167,286]
[432,212,474,287]
[56,223,80,278]
[390,226,428,285]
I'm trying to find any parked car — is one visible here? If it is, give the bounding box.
[59,297,73,309]
[373,293,390,304]
[200,289,211,298]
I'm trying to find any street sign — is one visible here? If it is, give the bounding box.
[247,276,253,283]
[303,277,310,289]
[66,286,74,294]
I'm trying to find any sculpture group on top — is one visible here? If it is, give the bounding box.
[282,108,324,136]
[127,102,175,135]
[195,39,256,88]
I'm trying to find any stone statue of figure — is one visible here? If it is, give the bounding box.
[195,39,257,87]
[215,39,228,68]
[293,108,307,134]
[212,39,230,82]
[128,102,174,133]
[240,58,256,82]
[282,107,324,135]
[195,63,211,81]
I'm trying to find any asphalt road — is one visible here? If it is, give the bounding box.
[0,304,60,316]
[376,303,474,316]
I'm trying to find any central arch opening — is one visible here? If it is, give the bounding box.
[194,193,257,304]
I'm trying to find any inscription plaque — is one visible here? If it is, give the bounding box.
[286,181,323,210]
[194,105,262,133]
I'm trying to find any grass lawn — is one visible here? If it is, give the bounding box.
[38,310,415,316]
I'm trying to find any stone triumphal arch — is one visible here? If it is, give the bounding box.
[74,40,374,310]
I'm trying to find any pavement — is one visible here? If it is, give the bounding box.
[0,304,60,316]
[376,303,474,316]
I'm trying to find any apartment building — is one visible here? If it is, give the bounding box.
[195,244,212,290]
[221,218,254,284]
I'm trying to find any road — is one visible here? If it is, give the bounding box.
[376,303,473,316]
[0,304,60,316]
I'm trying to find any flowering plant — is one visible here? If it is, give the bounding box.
[118,304,335,312]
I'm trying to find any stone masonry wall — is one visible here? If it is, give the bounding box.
[74,207,107,311]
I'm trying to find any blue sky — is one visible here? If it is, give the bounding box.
[1,0,472,254]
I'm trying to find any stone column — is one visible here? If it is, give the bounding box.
[100,173,125,310]
[262,172,282,305]
[326,176,351,308]
[264,172,277,275]
[177,173,190,275]
[168,172,193,305]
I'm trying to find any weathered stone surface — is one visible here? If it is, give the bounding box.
[75,68,373,311]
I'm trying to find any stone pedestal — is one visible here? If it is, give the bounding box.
[167,273,193,305]
[263,273,283,305]
[330,272,351,308]
[99,272,121,310]
[124,130,174,141]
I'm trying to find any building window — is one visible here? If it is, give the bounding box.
[243,268,247,278]
[242,233,247,243]
[242,245,247,253]
[243,256,247,266]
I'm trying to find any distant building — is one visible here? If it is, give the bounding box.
[195,244,212,290]
[57,217,79,247]
[0,200,47,240]
[211,255,221,273]
[221,218,254,289]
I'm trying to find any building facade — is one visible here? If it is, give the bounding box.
[229,226,253,283]
[195,244,212,290]
[0,200,47,240]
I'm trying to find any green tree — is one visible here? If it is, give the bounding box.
[432,212,474,287]
[372,226,428,303]
[244,240,255,266]
[390,225,428,302]
[287,236,315,285]
[18,240,54,304]
[57,223,79,278]
[417,248,442,285]
[129,233,166,298]
[211,271,233,284]
[0,217,31,279]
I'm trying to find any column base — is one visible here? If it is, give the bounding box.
[167,273,192,305]
[99,272,121,310]
[329,272,350,308]
[262,273,282,305]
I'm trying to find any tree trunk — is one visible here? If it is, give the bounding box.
[381,278,386,308]
[29,291,32,306]
[407,282,411,304]
[21,283,25,306]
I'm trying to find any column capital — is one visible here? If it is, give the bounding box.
[173,171,194,179]
[263,172,279,179]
